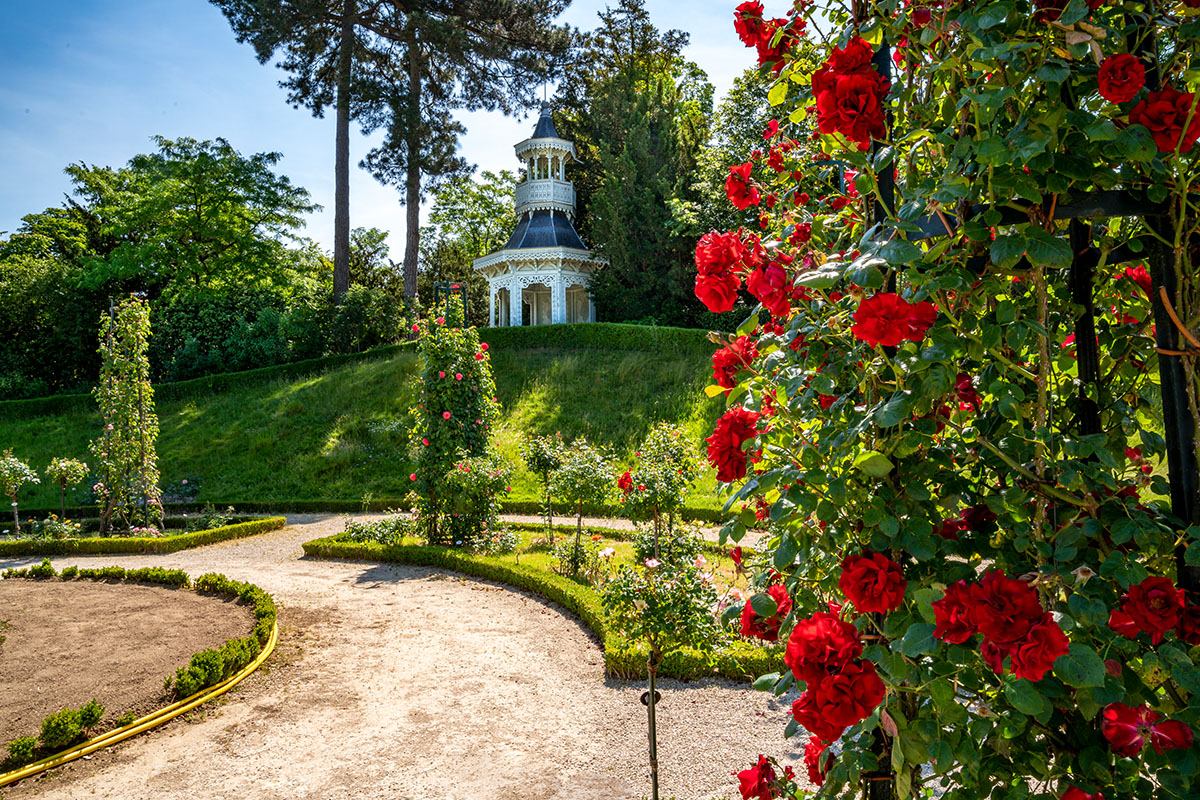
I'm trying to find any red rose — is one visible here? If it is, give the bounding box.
[839,551,906,613]
[784,611,863,684]
[1098,54,1145,104]
[953,372,982,411]
[754,18,793,74]
[696,271,740,313]
[740,583,793,642]
[726,162,761,209]
[980,638,1010,674]
[1129,86,1200,154]
[733,1,766,48]
[696,230,747,274]
[822,37,875,77]
[1102,702,1194,757]
[1120,264,1152,302]
[713,335,759,389]
[808,660,887,728]
[706,407,761,483]
[746,262,792,318]
[933,581,975,643]
[966,571,1045,645]
[1008,614,1070,681]
[735,754,775,800]
[617,471,633,493]
[1061,787,1106,800]
[815,71,889,149]
[1177,604,1200,645]
[1109,576,1182,645]
[804,738,830,786]
[791,691,847,742]
[851,293,936,347]
[731,546,743,567]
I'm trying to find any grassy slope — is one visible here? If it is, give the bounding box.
[4,344,723,510]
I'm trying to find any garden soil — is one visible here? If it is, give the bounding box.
[0,515,807,800]
[0,580,254,744]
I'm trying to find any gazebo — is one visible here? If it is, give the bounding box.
[473,103,604,327]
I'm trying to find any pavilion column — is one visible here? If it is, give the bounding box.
[509,280,523,326]
[552,273,566,325]
[488,283,496,328]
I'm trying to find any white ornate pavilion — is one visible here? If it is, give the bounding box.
[473,104,604,326]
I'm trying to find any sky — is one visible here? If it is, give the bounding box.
[0,0,758,260]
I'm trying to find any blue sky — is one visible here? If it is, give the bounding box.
[0,0,757,258]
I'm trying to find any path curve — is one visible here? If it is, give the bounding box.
[0,515,803,800]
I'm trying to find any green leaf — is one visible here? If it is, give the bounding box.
[749,592,779,618]
[853,450,894,477]
[1036,62,1071,85]
[875,393,912,428]
[773,531,799,570]
[752,672,781,691]
[879,239,922,264]
[1025,227,1073,268]
[990,234,1025,267]
[1005,679,1050,716]
[767,80,788,106]
[1055,643,1106,688]
[894,622,938,656]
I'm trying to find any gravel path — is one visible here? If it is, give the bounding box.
[0,515,804,800]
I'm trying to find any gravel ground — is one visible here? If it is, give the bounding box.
[0,515,805,800]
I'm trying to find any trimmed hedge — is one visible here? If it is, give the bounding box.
[0,561,277,770]
[479,322,715,356]
[301,533,780,681]
[0,517,285,557]
[0,342,417,421]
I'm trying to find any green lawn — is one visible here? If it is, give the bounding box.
[3,340,724,511]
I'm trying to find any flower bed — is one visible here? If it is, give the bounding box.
[302,524,779,681]
[0,516,285,557]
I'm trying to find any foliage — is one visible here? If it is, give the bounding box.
[27,515,82,540]
[520,432,565,541]
[39,700,104,750]
[0,516,285,558]
[343,511,416,545]
[602,560,721,665]
[550,440,615,519]
[631,524,703,569]
[412,296,502,545]
[44,457,88,517]
[551,534,606,584]
[427,170,519,261]
[0,449,39,534]
[437,451,513,550]
[186,504,234,532]
[415,235,490,327]
[619,423,699,540]
[704,1,1200,798]
[556,0,714,327]
[90,295,162,534]
[4,736,37,769]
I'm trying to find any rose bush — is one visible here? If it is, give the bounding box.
[704,1,1200,798]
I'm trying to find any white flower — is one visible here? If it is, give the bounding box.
[644,558,661,569]
[729,588,744,601]
[699,572,714,584]
[634,599,648,612]
[693,554,707,568]
[600,547,615,559]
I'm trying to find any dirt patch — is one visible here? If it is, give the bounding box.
[0,579,254,743]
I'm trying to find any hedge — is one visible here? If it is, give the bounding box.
[479,322,715,356]
[0,342,417,420]
[301,533,780,681]
[0,517,286,557]
[0,561,276,770]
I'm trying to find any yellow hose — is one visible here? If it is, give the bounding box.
[0,620,277,788]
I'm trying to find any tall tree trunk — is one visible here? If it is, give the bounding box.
[333,0,356,302]
[402,26,421,300]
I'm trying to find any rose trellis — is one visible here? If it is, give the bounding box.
[700,2,1200,799]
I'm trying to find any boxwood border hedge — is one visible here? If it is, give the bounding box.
[301,531,779,681]
[0,516,286,557]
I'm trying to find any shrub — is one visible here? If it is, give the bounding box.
[618,423,698,555]
[78,699,104,728]
[550,440,614,577]
[186,503,233,532]
[551,535,604,584]
[39,708,83,750]
[5,736,37,769]
[44,458,88,518]
[0,449,39,535]
[631,525,702,568]
[28,515,81,540]
[519,433,565,542]
[343,512,415,545]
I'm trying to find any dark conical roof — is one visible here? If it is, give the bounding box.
[503,210,587,251]
[531,103,559,139]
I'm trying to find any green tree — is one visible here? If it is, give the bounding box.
[549,439,613,573]
[45,458,89,518]
[556,0,713,326]
[90,296,161,535]
[519,433,565,543]
[427,170,518,260]
[0,450,39,534]
[416,235,490,327]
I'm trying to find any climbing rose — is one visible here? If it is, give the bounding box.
[966,570,1045,645]
[712,336,759,388]
[791,691,847,742]
[807,660,887,728]
[733,1,767,47]
[746,262,792,318]
[1177,604,1200,645]
[954,372,981,411]
[696,271,741,313]
[726,162,761,209]
[811,38,889,149]
[1108,576,1182,645]
[740,583,793,642]
[839,551,906,613]
[617,471,633,494]
[695,230,746,313]
[442,411,452,420]
[1061,788,1106,800]
[804,738,830,786]
[1102,702,1194,756]
[1129,87,1200,154]
[851,293,937,347]
[933,581,975,643]
[706,407,760,483]
[1008,614,1070,681]
[1120,264,1153,302]
[784,611,863,684]
[735,754,776,800]
[1098,54,1145,104]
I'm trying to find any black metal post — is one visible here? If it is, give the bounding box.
[647,662,659,800]
[1068,219,1103,437]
